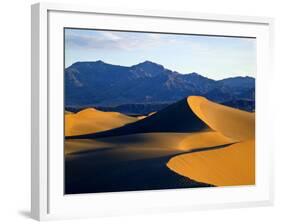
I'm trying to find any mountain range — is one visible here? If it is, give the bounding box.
[65,60,255,114]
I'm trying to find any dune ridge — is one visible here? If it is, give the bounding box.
[188,96,255,141]
[167,96,255,186]
[66,98,210,139]
[167,140,255,186]
[65,108,138,136]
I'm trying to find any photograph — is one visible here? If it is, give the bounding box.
[64,28,256,194]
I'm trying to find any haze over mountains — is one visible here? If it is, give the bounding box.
[65,60,255,114]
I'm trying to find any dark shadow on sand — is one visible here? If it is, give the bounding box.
[64,143,234,194]
[66,98,210,140]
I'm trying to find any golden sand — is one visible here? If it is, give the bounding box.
[167,140,255,186]
[65,108,138,136]
[136,115,147,120]
[65,96,255,187]
[178,131,235,150]
[188,96,255,141]
[65,131,235,154]
[136,111,156,120]
[166,96,255,186]
[65,133,189,155]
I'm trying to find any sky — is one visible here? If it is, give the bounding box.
[64,28,256,80]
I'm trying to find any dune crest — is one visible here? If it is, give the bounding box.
[166,96,255,187]
[68,98,209,139]
[167,140,255,186]
[187,96,255,141]
[65,108,138,136]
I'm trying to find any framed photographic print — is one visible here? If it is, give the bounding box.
[31,2,274,221]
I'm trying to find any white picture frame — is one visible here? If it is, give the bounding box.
[31,2,274,221]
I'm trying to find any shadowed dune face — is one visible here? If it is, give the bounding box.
[167,140,255,186]
[65,148,212,194]
[65,108,138,136]
[188,96,255,141]
[67,98,210,139]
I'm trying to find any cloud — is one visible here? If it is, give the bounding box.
[64,29,256,78]
[65,29,169,51]
[99,31,122,41]
[65,29,255,56]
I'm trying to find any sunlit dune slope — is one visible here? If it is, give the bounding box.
[67,98,210,139]
[136,115,146,120]
[166,96,255,186]
[136,111,156,120]
[65,131,235,155]
[167,140,255,186]
[65,108,138,136]
[188,96,255,141]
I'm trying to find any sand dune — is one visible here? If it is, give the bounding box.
[65,108,138,136]
[136,115,147,120]
[67,98,210,139]
[188,96,255,141]
[65,96,255,192]
[67,96,255,142]
[136,111,156,120]
[167,140,255,186]
[166,96,255,186]
[148,111,156,116]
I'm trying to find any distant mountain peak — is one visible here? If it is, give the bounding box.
[70,60,101,67]
[139,60,160,65]
[95,60,106,64]
[186,72,201,77]
[65,60,255,111]
[185,72,215,83]
[220,75,255,81]
[132,60,165,76]
[71,60,109,66]
[134,60,164,68]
